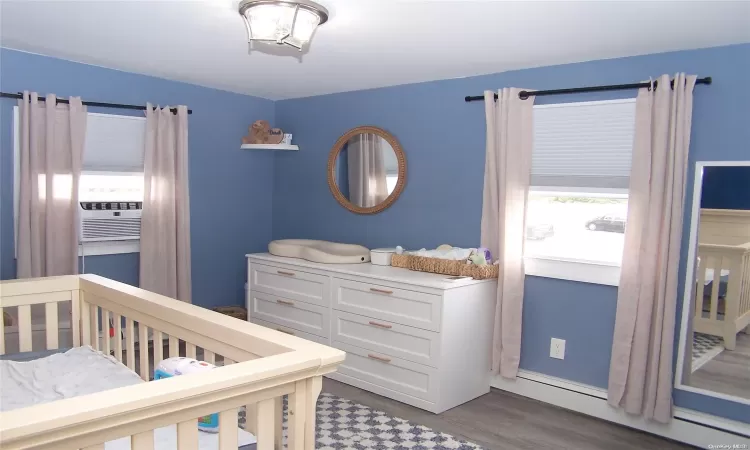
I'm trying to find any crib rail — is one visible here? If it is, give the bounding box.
[0,274,344,450]
[694,242,750,350]
[0,275,80,355]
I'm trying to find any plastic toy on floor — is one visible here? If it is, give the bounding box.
[155,357,219,433]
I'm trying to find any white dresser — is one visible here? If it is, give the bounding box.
[246,253,496,413]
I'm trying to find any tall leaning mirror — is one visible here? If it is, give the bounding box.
[676,161,750,402]
[327,126,407,214]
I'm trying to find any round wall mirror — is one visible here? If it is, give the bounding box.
[327,126,407,214]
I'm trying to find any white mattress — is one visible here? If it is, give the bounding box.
[0,346,257,449]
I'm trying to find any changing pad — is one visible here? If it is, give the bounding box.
[1,346,257,450]
[269,239,370,263]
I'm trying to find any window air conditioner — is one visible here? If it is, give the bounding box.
[79,202,142,242]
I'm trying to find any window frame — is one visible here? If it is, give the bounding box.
[524,187,627,286]
[524,97,635,286]
[13,107,143,258]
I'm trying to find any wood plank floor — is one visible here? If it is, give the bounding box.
[323,378,694,450]
[689,332,750,400]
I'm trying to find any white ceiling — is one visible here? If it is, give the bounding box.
[1,0,749,100]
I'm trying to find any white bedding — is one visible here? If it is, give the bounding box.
[0,346,257,449]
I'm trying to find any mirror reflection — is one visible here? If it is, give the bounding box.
[333,133,399,208]
[682,165,750,400]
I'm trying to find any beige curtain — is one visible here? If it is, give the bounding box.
[348,133,388,207]
[17,92,86,278]
[480,88,535,378]
[608,74,696,423]
[140,104,192,302]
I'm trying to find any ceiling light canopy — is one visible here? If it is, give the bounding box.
[238,0,329,51]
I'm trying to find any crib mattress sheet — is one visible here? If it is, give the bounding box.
[0,346,257,450]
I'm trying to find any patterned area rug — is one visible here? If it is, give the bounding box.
[692,332,724,373]
[239,393,483,449]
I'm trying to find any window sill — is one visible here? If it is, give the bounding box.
[79,240,140,256]
[524,256,620,286]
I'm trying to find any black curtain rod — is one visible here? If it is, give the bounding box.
[464,76,712,102]
[0,91,192,114]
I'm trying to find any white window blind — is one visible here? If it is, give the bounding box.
[83,113,146,172]
[531,99,636,190]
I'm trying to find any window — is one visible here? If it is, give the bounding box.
[524,99,636,285]
[14,108,146,256]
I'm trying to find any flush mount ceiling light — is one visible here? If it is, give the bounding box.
[238,0,329,51]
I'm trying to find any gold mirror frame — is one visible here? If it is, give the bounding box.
[327,126,407,215]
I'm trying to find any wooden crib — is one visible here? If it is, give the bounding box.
[693,208,750,350]
[0,274,345,450]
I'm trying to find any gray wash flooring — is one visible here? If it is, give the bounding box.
[322,378,694,450]
[689,332,750,400]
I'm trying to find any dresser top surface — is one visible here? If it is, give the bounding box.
[246,253,495,290]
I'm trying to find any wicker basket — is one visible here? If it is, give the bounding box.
[212,306,248,321]
[390,254,498,280]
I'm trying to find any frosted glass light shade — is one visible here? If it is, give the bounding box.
[239,0,328,50]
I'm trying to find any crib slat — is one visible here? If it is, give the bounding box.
[695,256,706,316]
[288,380,307,450]
[82,444,105,450]
[154,330,164,366]
[139,323,150,381]
[101,308,111,356]
[245,403,258,434]
[18,304,32,352]
[114,313,123,362]
[132,430,155,450]
[256,398,275,450]
[177,419,199,450]
[0,306,5,355]
[72,289,81,347]
[219,409,239,450]
[169,335,178,358]
[224,357,235,365]
[186,342,196,359]
[710,257,722,321]
[204,349,215,364]
[81,300,91,346]
[126,318,136,371]
[275,396,283,450]
[45,302,59,350]
[90,303,99,351]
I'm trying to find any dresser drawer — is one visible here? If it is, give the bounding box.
[250,317,329,345]
[249,291,329,337]
[249,263,329,307]
[332,341,437,402]
[332,310,440,367]
[332,279,441,331]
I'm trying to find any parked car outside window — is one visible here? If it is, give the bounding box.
[584,215,626,233]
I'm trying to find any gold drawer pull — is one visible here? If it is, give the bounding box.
[370,288,393,295]
[369,321,393,329]
[276,328,295,335]
[277,270,296,276]
[368,353,392,363]
[276,299,295,306]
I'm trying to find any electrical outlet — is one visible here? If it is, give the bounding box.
[550,338,566,360]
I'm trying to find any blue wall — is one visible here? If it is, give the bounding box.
[0,48,275,308]
[274,44,750,422]
[701,166,750,210]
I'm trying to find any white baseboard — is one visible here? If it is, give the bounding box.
[491,371,750,448]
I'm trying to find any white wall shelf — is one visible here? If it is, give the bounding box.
[240,144,299,151]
